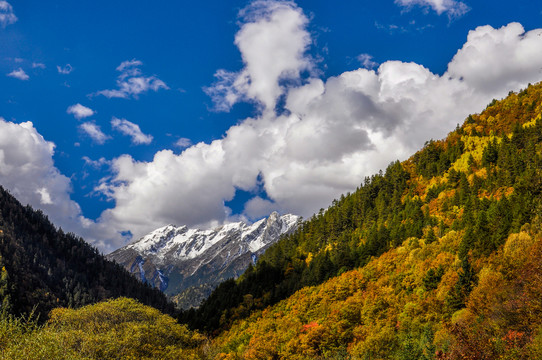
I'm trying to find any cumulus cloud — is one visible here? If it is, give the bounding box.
[0,118,132,252]
[67,103,95,120]
[447,23,542,94]
[205,0,313,112]
[94,59,169,99]
[118,59,142,72]
[93,5,542,247]
[0,119,84,233]
[57,64,73,74]
[0,119,74,210]
[395,0,470,18]
[111,117,153,145]
[0,1,17,28]
[5,2,541,254]
[79,122,110,144]
[94,143,240,239]
[7,68,29,80]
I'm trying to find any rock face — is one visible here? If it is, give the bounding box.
[107,212,300,309]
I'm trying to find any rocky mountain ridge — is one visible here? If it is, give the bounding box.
[107,212,300,308]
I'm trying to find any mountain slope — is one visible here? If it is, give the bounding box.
[107,212,299,309]
[0,185,174,319]
[212,220,542,359]
[180,82,542,339]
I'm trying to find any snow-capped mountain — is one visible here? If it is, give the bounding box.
[107,212,300,309]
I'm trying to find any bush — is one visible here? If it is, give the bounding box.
[0,298,205,360]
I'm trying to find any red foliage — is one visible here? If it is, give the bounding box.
[301,321,319,332]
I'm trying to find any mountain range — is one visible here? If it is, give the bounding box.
[107,212,300,309]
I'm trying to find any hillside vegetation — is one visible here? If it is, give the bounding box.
[196,82,542,359]
[0,186,174,319]
[0,298,204,359]
[209,219,542,359]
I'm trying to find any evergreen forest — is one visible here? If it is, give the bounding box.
[0,185,174,319]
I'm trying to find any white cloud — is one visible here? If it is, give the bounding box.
[95,142,238,239]
[0,1,17,28]
[67,103,95,120]
[82,156,110,169]
[32,62,46,69]
[94,9,542,246]
[117,59,143,73]
[205,0,313,112]
[111,117,153,145]
[175,138,192,148]
[0,118,131,253]
[0,119,84,233]
[243,197,281,219]
[94,59,169,99]
[57,64,73,74]
[7,68,29,80]
[36,187,53,205]
[447,23,542,95]
[4,3,541,255]
[79,122,110,144]
[395,0,470,18]
[357,53,378,69]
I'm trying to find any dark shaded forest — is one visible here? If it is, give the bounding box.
[0,186,174,319]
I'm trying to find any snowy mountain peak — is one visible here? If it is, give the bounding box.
[126,213,299,261]
[108,212,301,308]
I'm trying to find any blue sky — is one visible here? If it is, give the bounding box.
[1,0,542,252]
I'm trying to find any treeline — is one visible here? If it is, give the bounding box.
[180,82,542,334]
[0,186,174,319]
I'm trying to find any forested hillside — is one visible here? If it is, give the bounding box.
[210,219,542,359]
[0,186,174,319]
[181,81,542,351]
